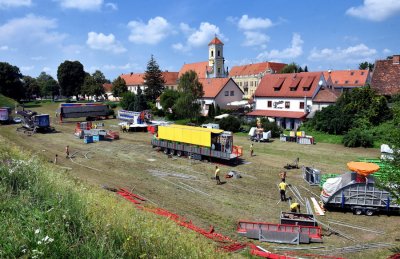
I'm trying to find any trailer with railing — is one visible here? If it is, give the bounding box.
[58,103,110,122]
[321,162,400,216]
[151,124,242,161]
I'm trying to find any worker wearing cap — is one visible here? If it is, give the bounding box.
[290,202,300,213]
[279,179,288,201]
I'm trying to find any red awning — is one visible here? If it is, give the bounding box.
[247,110,307,119]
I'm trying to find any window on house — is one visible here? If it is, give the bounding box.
[268,101,272,108]
[300,102,304,109]
[361,72,364,75]
[335,80,338,84]
[225,91,229,96]
[239,82,242,87]
[345,80,349,84]
[218,50,220,57]
[244,87,248,94]
[355,80,359,84]
[218,68,221,74]
[350,72,354,75]
[255,81,258,86]
[230,91,234,96]
[250,81,253,87]
[211,50,213,57]
[285,101,290,109]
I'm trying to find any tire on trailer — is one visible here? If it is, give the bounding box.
[170,149,175,156]
[177,150,182,157]
[353,207,363,215]
[163,148,169,154]
[365,209,375,216]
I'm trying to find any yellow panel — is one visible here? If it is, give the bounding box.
[158,124,217,147]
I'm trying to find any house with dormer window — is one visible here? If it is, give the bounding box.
[247,72,327,129]
[323,69,370,92]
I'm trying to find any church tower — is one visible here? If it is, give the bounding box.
[207,36,227,78]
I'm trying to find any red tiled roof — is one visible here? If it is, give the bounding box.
[371,57,400,96]
[120,73,144,85]
[322,70,369,88]
[255,72,323,98]
[179,61,210,79]
[208,37,223,46]
[230,62,287,77]
[103,83,112,92]
[162,72,178,85]
[120,72,178,86]
[247,110,306,119]
[313,87,340,103]
[198,78,231,98]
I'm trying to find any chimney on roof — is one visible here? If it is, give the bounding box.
[393,55,400,65]
[130,72,133,76]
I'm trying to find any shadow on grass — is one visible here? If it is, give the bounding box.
[22,104,42,108]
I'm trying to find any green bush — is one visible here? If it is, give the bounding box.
[342,128,374,147]
[219,116,241,132]
[260,118,283,138]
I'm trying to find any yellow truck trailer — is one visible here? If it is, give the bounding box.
[152,124,242,161]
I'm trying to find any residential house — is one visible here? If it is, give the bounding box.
[230,62,287,99]
[103,83,117,101]
[120,71,179,94]
[248,72,327,129]
[198,78,244,116]
[371,55,400,97]
[323,69,370,92]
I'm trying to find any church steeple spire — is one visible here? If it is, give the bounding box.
[208,36,226,78]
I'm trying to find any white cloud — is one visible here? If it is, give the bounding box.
[308,43,377,63]
[57,0,103,11]
[86,31,126,53]
[0,14,66,45]
[238,15,273,30]
[0,45,9,50]
[42,67,51,73]
[105,2,117,10]
[257,33,303,60]
[383,48,391,54]
[242,31,269,48]
[128,16,172,45]
[346,0,400,21]
[0,0,31,8]
[179,23,194,35]
[172,43,185,51]
[31,56,46,61]
[103,63,141,71]
[187,22,226,47]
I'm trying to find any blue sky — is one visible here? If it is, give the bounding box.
[0,0,399,81]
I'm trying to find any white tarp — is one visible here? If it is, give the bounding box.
[227,100,249,106]
[214,114,229,120]
[381,144,394,160]
[321,177,342,203]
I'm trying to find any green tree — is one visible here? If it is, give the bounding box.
[57,60,85,99]
[22,76,40,100]
[0,62,24,100]
[304,66,309,72]
[260,118,282,138]
[208,103,215,118]
[134,88,148,111]
[120,91,136,111]
[219,116,241,132]
[92,70,109,84]
[82,72,105,99]
[358,61,374,71]
[280,62,301,73]
[37,72,59,100]
[174,70,204,120]
[215,104,221,116]
[160,89,180,113]
[111,76,128,98]
[143,55,165,102]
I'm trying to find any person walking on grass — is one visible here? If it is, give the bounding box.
[65,145,70,158]
[279,170,287,181]
[250,143,254,157]
[54,154,58,164]
[279,179,288,201]
[215,165,222,185]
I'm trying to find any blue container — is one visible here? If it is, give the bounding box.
[35,114,50,127]
[93,135,100,142]
[84,135,93,144]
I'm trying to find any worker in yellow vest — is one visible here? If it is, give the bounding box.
[290,202,300,213]
[215,165,222,185]
[278,179,288,201]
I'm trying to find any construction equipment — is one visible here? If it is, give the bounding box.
[16,110,54,134]
[321,162,400,216]
[284,157,299,169]
[151,124,243,161]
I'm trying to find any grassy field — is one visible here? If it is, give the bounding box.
[0,101,399,258]
[0,94,18,107]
